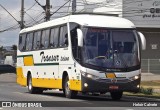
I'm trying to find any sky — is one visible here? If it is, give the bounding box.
[0,0,119,46]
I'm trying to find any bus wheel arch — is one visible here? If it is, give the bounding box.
[62,71,77,98]
[27,71,31,86]
[27,71,43,94]
[62,71,68,90]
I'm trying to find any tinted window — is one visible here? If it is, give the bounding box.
[26,33,33,51]
[33,31,41,50]
[59,25,68,47]
[50,27,59,47]
[41,29,50,49]
[19,34,26,51]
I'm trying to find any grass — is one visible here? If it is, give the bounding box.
[124,92,160,99]
[124,81,160,98]
[141,80,160,87]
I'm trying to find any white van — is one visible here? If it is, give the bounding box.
[4,56,14,66]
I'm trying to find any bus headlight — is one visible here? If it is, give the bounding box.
[81,71,99,80]
[134,75,139,80]
[130,75,140,80]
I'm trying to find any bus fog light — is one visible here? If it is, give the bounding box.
[84,83,88,87]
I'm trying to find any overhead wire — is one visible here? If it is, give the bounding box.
[1,0,158,33]
[50,0,71,17]
[25,2,37,12]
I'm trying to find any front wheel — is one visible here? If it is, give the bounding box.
[64,76,77,98]
[110,91,123,100]
[27,74,43,94]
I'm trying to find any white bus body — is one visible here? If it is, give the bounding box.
[17,14,145,100]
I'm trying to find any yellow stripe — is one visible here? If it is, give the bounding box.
[24,56,34,66]
[32,78,81,91]
[70,80,81,91]
[32,78,62,89]
[16,67,27,86]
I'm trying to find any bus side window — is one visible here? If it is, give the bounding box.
[19,34,26,51]
[26,33,33,51]
[59,25,68,47]
[41,29,50,49]
[33,31,41,50]
[50,27,59,48]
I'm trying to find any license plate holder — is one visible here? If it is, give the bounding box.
[109,85,119,90]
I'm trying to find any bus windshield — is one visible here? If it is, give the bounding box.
[82,27,140,69]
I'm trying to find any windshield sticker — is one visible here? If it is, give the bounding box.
[88,28,108,33]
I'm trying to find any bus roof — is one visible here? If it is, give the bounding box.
[20,14,135,34]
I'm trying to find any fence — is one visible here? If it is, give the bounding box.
[141,59,160,74]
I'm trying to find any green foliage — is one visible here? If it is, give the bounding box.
[12,45,17,50]
[140,87,153,95]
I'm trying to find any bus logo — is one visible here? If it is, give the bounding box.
[111,78,117,83]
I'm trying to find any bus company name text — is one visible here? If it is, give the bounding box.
[40,51,69,62]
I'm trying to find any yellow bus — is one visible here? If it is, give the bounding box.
[17,14,146,100]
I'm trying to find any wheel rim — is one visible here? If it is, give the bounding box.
[28,77,32,91]
[65,80,70,95]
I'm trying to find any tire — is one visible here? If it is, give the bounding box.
[27,74,43,94]
[64,76,77,98]
[110,91,123,100]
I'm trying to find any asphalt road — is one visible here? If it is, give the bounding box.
[0,73,159,110]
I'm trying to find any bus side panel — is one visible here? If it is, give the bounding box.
[16,67,27,86]
[70,79,81,91]
[68,65,81,91]
[32,78,62,89]
[31,66,62,89]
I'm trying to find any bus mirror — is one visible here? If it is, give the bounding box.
[77,29,83,47]
[138,32,146,50]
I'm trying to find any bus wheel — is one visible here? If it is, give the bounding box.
[64,76,77,98]
[27,74,43,94]
[110,91,123,100]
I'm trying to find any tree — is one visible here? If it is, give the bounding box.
[0,46,4,51]
[0,46,5,60]
[12,45,17,51]
[11,45,17,63]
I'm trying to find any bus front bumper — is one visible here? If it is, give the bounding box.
[81,75,140,93]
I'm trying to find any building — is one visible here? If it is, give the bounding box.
[123,0,160,73]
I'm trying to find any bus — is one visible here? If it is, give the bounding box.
[17,14,146,100]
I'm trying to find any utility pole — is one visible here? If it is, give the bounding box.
[35,0,51,21]
[20,0,25,29]
[45,0,51,21]
[72,0,76,14]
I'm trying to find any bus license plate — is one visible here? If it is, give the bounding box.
[109,86,119,90]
